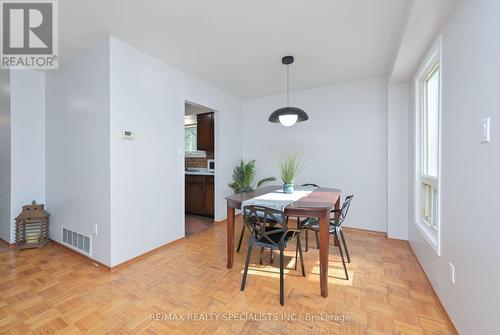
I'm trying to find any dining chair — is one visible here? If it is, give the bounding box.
[240,205,305,306]
[238,183,319,253]
[237,210,278,265]
[299,195,354,280]
[296,183,320,251]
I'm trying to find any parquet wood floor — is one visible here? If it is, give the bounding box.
[185,215,214,237]
[0,217,457,334]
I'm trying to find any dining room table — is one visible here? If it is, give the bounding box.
[225,185,341,298]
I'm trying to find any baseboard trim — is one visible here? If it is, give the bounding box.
[50,239,111,271]
[0,237,15,248]
[215,213,242,224]
[50,237,187,273]
[343,226,387,237]
[110,237,185,272]
[407,243,459,334]
[338,228,457,332]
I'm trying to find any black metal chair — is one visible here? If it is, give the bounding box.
[295,183,320,251]
[237,183,320,254]
[237,210,279,266]
[240,205,305,306]
[299,195,354,280]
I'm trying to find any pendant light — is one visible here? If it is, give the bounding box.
[268,56,309,126]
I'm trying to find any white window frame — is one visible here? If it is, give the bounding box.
[414,37,442,256]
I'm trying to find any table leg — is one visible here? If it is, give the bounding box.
[227,206,235,268]
[319,208,329,297]
[333,196,340,247]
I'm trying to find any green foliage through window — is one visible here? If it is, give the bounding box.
[185,125,197,152]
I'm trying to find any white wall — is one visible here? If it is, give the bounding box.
[0,71,10,243]
[241,78,388,232]
[387,84,409,239]
[45,41,111,266]
[9,70,46,243]
[109,37,241,266]
[408,1,500,333]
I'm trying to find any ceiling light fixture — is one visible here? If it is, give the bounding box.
[268,56,309,127]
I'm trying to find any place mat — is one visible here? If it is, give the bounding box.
[241,186,317,213]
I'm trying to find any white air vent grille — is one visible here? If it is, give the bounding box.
[62,227,91,255]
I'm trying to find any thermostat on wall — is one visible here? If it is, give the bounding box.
[121,130,134,140]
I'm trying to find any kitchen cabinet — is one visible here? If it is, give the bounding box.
[185,174,214,217]
[185,175,204,215]
[205,176,214,217]
[196,112,214,152]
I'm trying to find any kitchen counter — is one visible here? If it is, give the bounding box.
[185,171,215,176]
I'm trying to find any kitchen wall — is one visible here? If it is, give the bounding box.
[109,37,241,266]
[387,83,409,240]
[0,71,10,243]
[408,1,500,333]
[46,41,111,266]
[185,152,214,168]
[241,77,388,233]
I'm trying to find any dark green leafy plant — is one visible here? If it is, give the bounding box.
[228,159,276,193]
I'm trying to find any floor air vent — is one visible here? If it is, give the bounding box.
[62,227,91,256]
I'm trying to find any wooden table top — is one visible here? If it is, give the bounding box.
[226,185,341,217]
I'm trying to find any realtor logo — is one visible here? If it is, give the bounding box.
[1,0,58,69]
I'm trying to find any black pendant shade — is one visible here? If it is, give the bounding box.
[268,107,309,123]
[269,56,309,127]
[269,56,309,126]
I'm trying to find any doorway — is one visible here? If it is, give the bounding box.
[184,101,216,237]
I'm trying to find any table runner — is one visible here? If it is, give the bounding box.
[241,185,317,213]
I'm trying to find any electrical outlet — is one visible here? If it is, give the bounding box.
[92,224,98,236]
[448,262,455,285]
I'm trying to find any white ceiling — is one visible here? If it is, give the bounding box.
[59,0,413,98]
[390,0,456,84]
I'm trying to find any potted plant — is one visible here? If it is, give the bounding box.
[228,159,276,193]
[278,151,303,194]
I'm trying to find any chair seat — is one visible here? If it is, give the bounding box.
[299,218,338,232]
[256,227,296,246]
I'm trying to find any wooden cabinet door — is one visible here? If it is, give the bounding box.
[185,175,204,215]
[196,112,214,152]
[205,175,214,217]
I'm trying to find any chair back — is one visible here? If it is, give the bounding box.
[334,195,354,226]
[243,205,287,247]
[301,183,320,187]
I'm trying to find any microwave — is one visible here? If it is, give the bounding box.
[207,159,215,172]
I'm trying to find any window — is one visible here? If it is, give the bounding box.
[415,38,441,255]
[185,125,197,152]
[184,114,206,157]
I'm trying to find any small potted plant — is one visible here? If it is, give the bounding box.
[279,151,303,194]
[228,159,276,193]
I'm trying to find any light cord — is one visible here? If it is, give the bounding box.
[286,64,290,107]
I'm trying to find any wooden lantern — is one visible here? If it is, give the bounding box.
[15,201,49,249]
